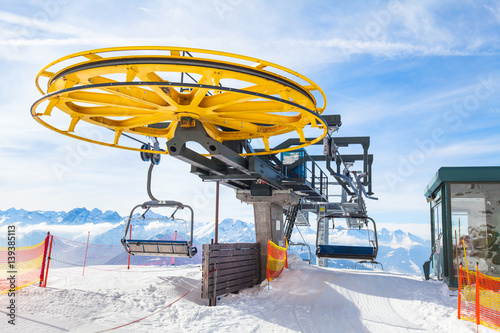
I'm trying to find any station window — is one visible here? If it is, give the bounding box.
[450,183,500,278]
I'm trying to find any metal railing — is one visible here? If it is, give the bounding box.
[282,151,328,200]
[309,158,328,199]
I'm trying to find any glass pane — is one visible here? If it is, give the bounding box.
[431,202,443,279]
[451,183,500,278]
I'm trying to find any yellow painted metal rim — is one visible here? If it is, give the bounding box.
[35,46,327,109]
[32,82,327,156]
[33,46,328,156]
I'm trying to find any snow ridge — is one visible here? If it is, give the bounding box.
[0,207,430,275]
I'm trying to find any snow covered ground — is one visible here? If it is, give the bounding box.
[0,255,493,333]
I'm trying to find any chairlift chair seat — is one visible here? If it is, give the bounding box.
[316,245,375,260]
[122,200,197,258]
[126,239,197,257]
[316,215,380,262]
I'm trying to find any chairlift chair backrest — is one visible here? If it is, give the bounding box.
[315,214,378,261]
[121,200,197,258]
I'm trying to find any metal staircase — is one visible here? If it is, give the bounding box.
[294,210,309,227]
[284,203,300,243]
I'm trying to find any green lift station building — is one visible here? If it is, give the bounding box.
[425,167,500,288]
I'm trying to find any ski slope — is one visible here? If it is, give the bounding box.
[0,256,492,333]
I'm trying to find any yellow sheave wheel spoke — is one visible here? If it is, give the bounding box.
[32,47,327,156]
[55,100,176,131]
[187,74,213,107]
[130,121,177,138]
[136,71,182,107]
[199,85,269,109]
[58,97,170,119]
[64,103,158,117]
[213,101,288,113]
[82,76,175,110]
[115,116,171,129]
[209,118,289,136]
[61,91,158,112]
[218,112,302,125]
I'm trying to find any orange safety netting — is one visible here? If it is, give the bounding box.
[459,266,500,331]
[266,239,288,282]
[0,239,47,294]
[43,234,202,285]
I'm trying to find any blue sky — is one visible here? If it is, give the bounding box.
[1,0,500,239]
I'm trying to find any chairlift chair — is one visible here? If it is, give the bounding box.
[316,214,382,269]
[121,200,197,257]
[288,241,312,265]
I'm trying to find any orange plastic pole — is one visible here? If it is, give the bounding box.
[463,239,470,284]
[82,231,90,277]
[43,235,54,288]
[285,238,288,269]
[476,263,480,326]
[458,265,462,319]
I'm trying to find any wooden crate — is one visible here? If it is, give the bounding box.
[201,243,260,299]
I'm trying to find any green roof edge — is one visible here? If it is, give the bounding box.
[424,166,500,198]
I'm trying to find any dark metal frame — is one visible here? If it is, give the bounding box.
[315,214,382,268]
[121,200,197,258]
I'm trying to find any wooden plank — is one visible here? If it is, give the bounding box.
[210,248,260,256]
[209,248,259,257]
[213,261,218,304]
[207,259,257,271]
[209,280,259,299]
[256,242,261,282]
[208,270,258,284]
[209,254,257,264]
[208,264,258,279]
[212,275,258,292]
[208,265,258,280]
[201,243,211,299]
[201,242,261,300]
[208,280,257,298]
[207,275,257,293]
[209,243,258,251]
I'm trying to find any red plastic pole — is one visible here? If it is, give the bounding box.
[476,264,480,326]
[458,265,462,319]
[39,232,50,287]
[127,224,132,270]
[43,235,54,288]
[215,181,219,244]
[82,231,90,277]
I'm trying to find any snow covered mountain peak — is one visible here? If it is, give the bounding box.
[193,218,255,244]
[377,228,427,250]
[0,207,431,275]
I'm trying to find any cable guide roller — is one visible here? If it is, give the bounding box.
[121,200,197,258]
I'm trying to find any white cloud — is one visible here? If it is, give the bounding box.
[485,3,500,23]
[1,1,499,234]
[0,221,120,241]
[0,10,91,37]
[433,137,500,158]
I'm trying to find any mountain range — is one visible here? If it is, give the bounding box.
[0,207,430,275]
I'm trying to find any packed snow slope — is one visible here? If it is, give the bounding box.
[0,256,490,333]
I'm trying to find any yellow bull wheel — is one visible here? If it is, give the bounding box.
[31,46,327,156]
